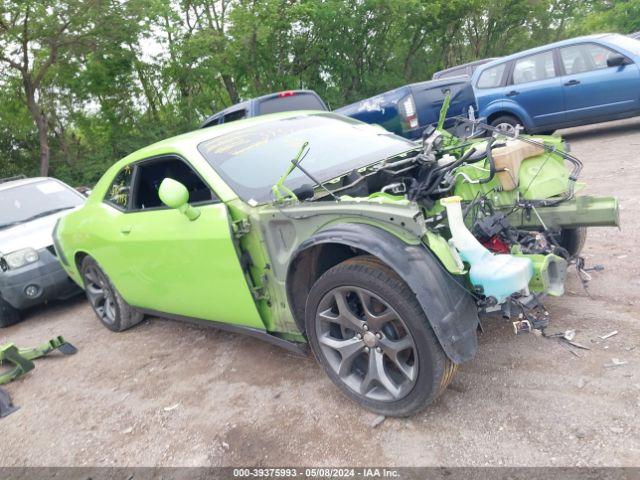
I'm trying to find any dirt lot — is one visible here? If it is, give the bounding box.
[1,118,639,467]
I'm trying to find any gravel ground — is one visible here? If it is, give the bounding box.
[1,118,639,467]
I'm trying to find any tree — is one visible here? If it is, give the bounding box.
[0,0,99,175]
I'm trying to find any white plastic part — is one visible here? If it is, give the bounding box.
[441,196,533,303]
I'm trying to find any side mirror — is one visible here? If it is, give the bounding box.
[158,178,200,221]
[607,54,629,67]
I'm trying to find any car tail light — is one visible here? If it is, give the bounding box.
[278,90,296,97]
[400,95,419,129]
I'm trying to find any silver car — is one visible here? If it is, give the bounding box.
[0,176,85,327]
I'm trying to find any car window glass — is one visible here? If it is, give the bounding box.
[257,94,326,114]
[223,110,247,123]
[0,180,83,229]
[512,51,555,84]
[560,43,619,74]
[438,67,465,79]
[198,113,416,204]
[131,157,215,210]
[104,166,134,209]
[477,64,506,89]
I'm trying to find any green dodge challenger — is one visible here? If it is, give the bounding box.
[54,111,619,416]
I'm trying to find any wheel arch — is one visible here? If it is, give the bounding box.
[486,104,533,131]
[74,251,89,272]
[286,223,479,364]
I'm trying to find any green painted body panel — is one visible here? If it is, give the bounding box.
[423,231,465,275]
[58,200,265,329]
[453,137,569,205]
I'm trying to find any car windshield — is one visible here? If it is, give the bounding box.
[197,113,417,203]
[0,179,83,230]
[256,93,326,114]
[604,34,640,56]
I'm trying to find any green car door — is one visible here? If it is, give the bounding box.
[98,155,264,330]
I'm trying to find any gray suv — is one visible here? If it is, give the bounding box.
[0,176,84,327]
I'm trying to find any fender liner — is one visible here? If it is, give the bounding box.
[287,224,479,364]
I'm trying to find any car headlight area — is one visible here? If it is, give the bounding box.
[1,247,39,271]
[0,246,81,311]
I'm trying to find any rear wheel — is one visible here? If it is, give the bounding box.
[490,114,524,135]
[305,256,456,417]
[80,256,143,332]
[0,295,20,328]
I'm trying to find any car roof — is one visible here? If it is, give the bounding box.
[435,58,499,74]
[200,89,324,126]
[407,76,470,89]
[475,34,612,73]
[336,76,470,112]
[0,176,58,192]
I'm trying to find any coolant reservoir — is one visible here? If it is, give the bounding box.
[441,196,533,303]
[492,140,545,191]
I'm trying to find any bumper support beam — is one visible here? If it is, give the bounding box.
[504,196,619,230]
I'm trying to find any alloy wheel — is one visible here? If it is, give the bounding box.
[315,286,418,402]
[494,122,517,135]
[83,265,117,325]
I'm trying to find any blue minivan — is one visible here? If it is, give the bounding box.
[334,77,476,139]
[473,33,640,134]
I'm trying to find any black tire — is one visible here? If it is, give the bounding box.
[538,130,556,135]
[305,255,456,417]
[559,227,587,257]
[490,114,525,135]
[80,256,143,332]
[0,295,21,328]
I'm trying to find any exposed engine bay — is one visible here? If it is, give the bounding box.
[298,118,619,334]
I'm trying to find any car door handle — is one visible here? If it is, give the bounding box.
[564,79,580,86]
[506,90,519,97]
[120,226,132,234]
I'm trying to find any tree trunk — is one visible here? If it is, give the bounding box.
[222,74,239,104]
[35,110,49,176]
[24,83,50,176]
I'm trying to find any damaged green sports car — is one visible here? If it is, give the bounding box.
[54,111,619,416]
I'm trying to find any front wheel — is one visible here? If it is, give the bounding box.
[80,256,143,332]
[305,256,456,417]
[559,227,587,257]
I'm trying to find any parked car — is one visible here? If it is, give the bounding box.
[629,31,640,40]
[473,33,640,134]
[54,111,618,416]
[0,176,84,327]
[334,77,476,139]
[200,89,328,128]
[432,58,499,80]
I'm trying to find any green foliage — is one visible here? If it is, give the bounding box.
[0,0,633,186]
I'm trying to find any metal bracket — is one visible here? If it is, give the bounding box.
[232,218,251,238]
[0,336,77,385]
[0,344,35,385]
[513,319,532,334]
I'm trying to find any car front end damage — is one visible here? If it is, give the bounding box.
[225,120,618,364]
